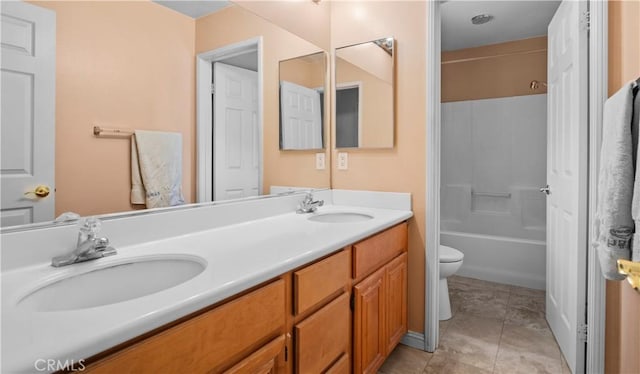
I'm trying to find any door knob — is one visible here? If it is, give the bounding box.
[24,185,51,198]
[540,185,550,195]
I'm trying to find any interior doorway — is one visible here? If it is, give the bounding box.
[196,38,263,203]
[425,2,608,373]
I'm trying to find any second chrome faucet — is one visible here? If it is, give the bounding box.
[297,192,324,214]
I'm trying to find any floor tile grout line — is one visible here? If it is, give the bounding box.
[491,291,513,374]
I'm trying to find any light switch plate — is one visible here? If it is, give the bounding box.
[315,153,325,170]
[338,152,348,170]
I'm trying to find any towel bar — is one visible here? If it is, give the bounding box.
[617,259,640,292]
[93,125,134,136]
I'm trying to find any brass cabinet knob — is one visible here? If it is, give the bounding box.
[24,185,51,198]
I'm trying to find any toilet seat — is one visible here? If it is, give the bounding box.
[439,245,464,263]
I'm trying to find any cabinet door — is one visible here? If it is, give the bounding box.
[225,335,285,374]
[295,293,350,374]
[353,266,386,374]
[385,253,407,354]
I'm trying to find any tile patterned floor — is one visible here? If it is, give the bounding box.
[379,276,571,374]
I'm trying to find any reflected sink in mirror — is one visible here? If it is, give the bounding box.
[308,212,374,223]
[17,256,206,312]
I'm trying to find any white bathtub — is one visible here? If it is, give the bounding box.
[441,230,546,290]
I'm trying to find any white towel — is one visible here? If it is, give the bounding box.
[594,82,636,280]
[131,130,185,209]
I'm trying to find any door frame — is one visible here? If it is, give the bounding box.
[424,2,607,370]
[335,81,363,148]
[196,37,263,203]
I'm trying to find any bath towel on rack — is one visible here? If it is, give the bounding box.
[594,80,637,280]
[131,130,185,209]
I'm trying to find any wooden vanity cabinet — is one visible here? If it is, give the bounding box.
[80,222,408,374]
[352,223,408,374]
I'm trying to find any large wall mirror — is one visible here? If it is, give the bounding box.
[334,37,395,149]
[279,52,327,150]
[0,0,330,229]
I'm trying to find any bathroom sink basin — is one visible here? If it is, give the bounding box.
[17,256,206,312]
[308,212,374,223]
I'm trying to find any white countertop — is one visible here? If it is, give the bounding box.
[1,203,412,373]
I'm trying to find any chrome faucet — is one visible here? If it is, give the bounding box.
[51,217,117,267]
[297,192,324,214]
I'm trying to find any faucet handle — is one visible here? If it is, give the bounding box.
[78,217,102,236]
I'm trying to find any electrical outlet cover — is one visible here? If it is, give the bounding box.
[338,152,348,170]
[315,153,325,170]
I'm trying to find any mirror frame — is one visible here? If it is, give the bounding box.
[333,37,396,150]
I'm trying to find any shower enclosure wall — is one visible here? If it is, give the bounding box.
[441,94,547,289]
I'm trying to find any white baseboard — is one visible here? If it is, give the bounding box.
[458,264,546,290]
[400,331,426,351]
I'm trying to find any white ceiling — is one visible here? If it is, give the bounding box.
[219,51,259,72]
[153,0,230,19]
[441,1,561,51]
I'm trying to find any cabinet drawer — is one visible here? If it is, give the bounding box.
[324,353,350,374]
[294,249,350,315]
[353,223,407,280]
[86,279,285,374]
[295,292,350,374]
[225,335,285,374]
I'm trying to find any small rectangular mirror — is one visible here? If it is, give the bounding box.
[335,37,395,149]
[279,51,327,150]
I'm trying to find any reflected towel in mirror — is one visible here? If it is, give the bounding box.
[131,130,185,208]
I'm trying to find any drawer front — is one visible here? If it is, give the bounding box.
[324,353,350,374]
[295,292,350,374]
[353,223,407,280]
[86,279,285,374]
[225,335,285,374]
[294,249,350,315]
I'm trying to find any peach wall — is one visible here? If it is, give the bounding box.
[280,53,325,89]
[196,5,330,193]
[331,1,427,333]
[31,1,195,217]
[442,37,547,102]
[605,1,640,373]
[232,0,331,51]
[337,42,393,84]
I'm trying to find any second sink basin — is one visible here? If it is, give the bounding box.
[308,212,374,223]
[17,255,206,312]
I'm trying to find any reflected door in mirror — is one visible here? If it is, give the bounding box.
[1,2,55,227]
[335,38,395,149]
[213,62,260,201]
[279,52,327,150]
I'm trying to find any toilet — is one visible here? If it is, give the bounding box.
[439,245,464,320]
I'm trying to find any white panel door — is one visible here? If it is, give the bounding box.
[280,80,322,150]
[545,1,588,372]
[213,62,259,201]
[1,1,55,227]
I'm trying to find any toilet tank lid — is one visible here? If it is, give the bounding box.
[440,245,464,263]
